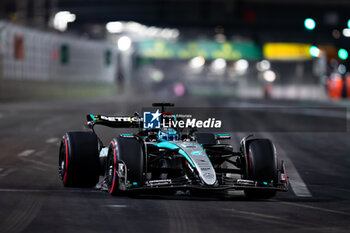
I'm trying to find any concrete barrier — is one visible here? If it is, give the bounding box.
[0,21,117,83]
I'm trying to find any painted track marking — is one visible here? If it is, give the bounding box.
[18,150,35,157]
[262,133,312,197]
[102,204,127,208]
[224,208,312,228]
[272,200,350,216]
[271,138,312,197]
[45,137,59,144]
[20,157,51,168]
[0,168,16,177]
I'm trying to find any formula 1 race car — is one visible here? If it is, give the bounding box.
[59,103,288,199]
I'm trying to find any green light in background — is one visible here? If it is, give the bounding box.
[309,46,320,57]
[338,48,348,60]
[348,19,350,28]
[304,18,316,30]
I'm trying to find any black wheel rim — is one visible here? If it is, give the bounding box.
[59,141,66,181]
[106,151,116,190]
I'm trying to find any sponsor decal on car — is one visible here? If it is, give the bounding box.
[101,115,138,122]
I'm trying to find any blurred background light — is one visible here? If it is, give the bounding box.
[106,21,123,33]
[173,83,186,96]
[348,19,350,28]
[256,60,270,71]
[211,58,227,71]
[309,46,320,57]
[118,36,132,51]
[53,11,76,32]
[338,48,348,60]
[105,21,179,39]
[234,59,249,72]
[263,70,276,82]
[342,28,350,37]
[171,29,180,39]
[189,56,205,69]
[215,33,226,43]
[150,69,164,82]
[338,64,347,74]
[304,18,316,30]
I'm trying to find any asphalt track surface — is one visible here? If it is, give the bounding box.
[0,95,350,233]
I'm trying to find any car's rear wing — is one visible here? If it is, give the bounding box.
[86,114,142,128]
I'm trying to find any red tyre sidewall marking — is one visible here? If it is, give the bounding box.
[247,152,252,179]
[63,137,68,184]
[110,140,117,194]
[248,152,252,169]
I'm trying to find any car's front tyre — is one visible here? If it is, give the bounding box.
[244,138,278,199]
[105,137,144,195]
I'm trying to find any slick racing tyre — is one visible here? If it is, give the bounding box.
[244,139,278,199]
[59,131,100,187]
[106,137,144,195]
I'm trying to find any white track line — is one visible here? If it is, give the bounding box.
[224,208,307,228]
[18,150,35,157]
[102,205,127,208]
[272,140,312,197]
[45,137,59,144]
[271,200,350,216]
[0,168,16,177]
[20,157,52,168]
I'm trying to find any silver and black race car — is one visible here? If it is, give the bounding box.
[59,103,288,199]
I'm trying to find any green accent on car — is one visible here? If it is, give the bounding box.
[90,114,96,121]
[121,133,133,136]
[217,134,230,136]
[154,142,179,150]
[191,151,202,155]
[154,142,195,167]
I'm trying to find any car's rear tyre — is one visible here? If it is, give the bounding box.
[59,131,100,187]
[244,139,278,199]
[106,137,144,195]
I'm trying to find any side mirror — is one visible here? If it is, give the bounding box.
[216,134,231,140]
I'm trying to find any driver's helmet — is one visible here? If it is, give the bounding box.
[158,128,178,141]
